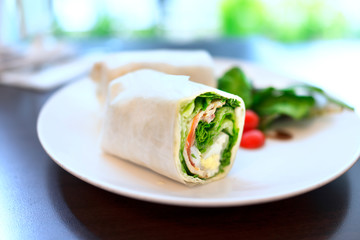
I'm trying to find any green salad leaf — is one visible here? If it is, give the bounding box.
[218,66,354,129]
[252,87,316,129]
[285,84,354,111]
[218,67,253,107]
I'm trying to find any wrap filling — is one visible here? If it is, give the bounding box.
[179,92,241,179]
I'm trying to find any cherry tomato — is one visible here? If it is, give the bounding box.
[240,129,265,149]
[244,110,259,132]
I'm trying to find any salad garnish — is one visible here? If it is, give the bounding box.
[218,66,354,149]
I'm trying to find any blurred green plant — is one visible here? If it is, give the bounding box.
[221,0,267,36]
[88,14,114,37]
[52,14,157,39]
[131,26,160,38]
[220,0,352,42]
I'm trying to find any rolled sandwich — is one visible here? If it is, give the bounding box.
[101,69,245,185]
[91,49,216,103]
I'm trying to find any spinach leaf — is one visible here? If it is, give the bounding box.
[285,84,354,111]
[254,87,316,116]
[217,66,353,130]
[218,67,253,108]
[253,89,316,129]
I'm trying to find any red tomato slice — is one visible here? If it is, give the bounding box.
[244,110,259,132]
[240,129,265,149]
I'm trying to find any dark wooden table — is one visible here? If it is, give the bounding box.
[1,40,360,240]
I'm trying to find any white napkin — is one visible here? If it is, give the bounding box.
[0,53,102,91]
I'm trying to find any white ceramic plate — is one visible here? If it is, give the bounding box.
[37,59,360,207]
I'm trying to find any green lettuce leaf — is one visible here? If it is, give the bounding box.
[195,106,236,150]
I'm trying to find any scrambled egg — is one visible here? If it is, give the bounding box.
[200,154,220,170]
[188,132,229,178]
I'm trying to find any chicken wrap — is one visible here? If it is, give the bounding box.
[101,69,245,185]
[91,49,216,103]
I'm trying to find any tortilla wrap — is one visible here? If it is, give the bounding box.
[91,49,216,103]
[101,69,245,185]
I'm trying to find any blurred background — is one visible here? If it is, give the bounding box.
[1,0,359,43]
[0,0,359,106]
